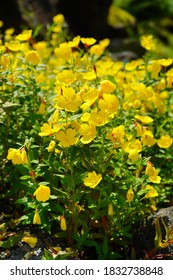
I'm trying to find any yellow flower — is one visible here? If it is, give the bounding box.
[135,122,143,136]
[68,36,81,48]
[60,216,67,231]
[22,236,38,248]
[16,30,32,41]
[125,59,143,71]
[56,69,76,85]
[53,14,64,24]
[126,187,134,203]
[47,140,56,152]
[39,123,53,136]
[144,185,158,198]
[135,114,153,124]
[89,44,105,56]
[107,125,125,148]
[33,209,41,225]
[79,122,96,144]
[54,43,72,61]
[141,130,156,147]
[5,40,23,51]
[99,93,119,114]
[7,148,28,164]
[157,135,172,148]
[56,128,78,147]
[0,45,6,53]
[55,87,82,112]
[157,58,173,67]
[145,162,161,184]
[90,109,109,126]
[124,139,142,162]
[25,50,40,65]
[140,35,156,51]
[34,185,51,202]
[81,37,96,47]
[99,80,116,94]
[83,171,102,188]
[0,20,3,28]
[80,88,98,102]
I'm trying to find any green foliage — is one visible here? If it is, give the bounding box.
[0,14,173,260]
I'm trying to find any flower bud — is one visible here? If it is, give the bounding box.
[33,209,41,225]
[126,187,134,203]
[60,216,67,231]
[108,203,114,216]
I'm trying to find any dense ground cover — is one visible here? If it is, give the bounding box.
[0,14,173,259]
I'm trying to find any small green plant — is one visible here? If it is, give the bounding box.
[0,15,173,259]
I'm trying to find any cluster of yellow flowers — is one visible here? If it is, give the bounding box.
[2,16,172,227]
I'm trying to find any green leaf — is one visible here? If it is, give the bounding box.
[20,175,32,180]
[42,248,54,260]
[103,238,109,257]
[0,234,24,249]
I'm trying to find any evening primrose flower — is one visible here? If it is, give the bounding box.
[56,69,76,85]
[39,122,62,137]
[56,128,78,147]
[34,185,50,202]
[144,185,158,199]
[55,87,82,112]
[53,14,65,24]
[124,139,142,162]
[157,135,172,148]
[140,35,156,51]
[90,109,109,126]
[145,162,161,184]
[135,114,153,124]
[33,209,41,225]
[83,171,102,188]
[99,80,116,94]
[16,30,32,41]
[39,123,53,136]
[107,125,125,148]
[79,122,96,144]
[54,42,72,61]
[89,43,105,56]
[25,50,40,65]
[81,37,96,47]
[5,40,23,51]
[47,140,56,152]
[99,93,119,114]
[7,147,28,164]
[135,122,143,137]
[141,130,157,147]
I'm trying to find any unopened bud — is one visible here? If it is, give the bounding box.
[60,216,67,231]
